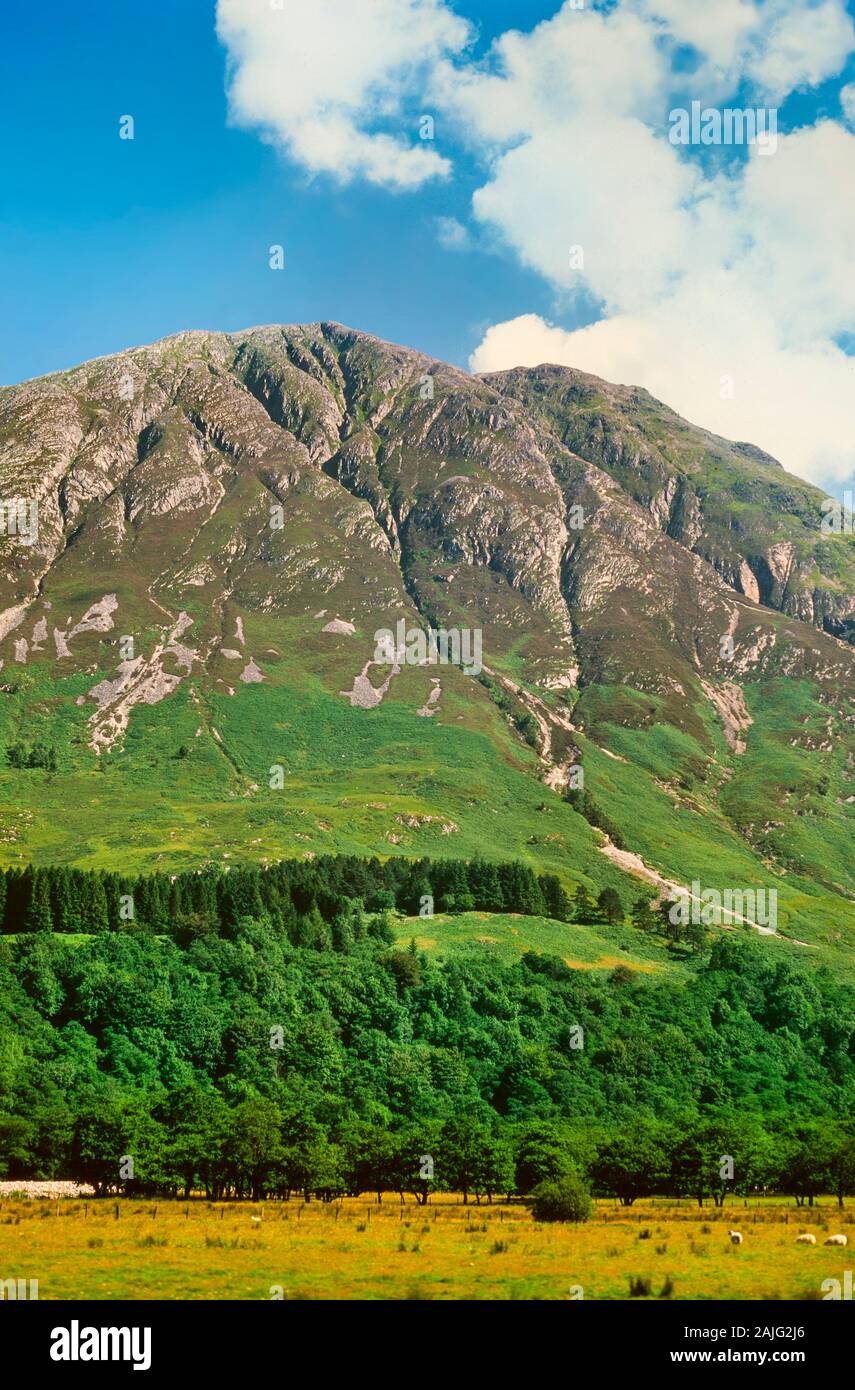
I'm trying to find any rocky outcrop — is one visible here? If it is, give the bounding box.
[484,362,855,649]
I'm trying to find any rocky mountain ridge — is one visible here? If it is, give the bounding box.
[0,323,853,938]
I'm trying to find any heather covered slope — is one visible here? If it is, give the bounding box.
[484,363,855,643]
[0,323,853,951]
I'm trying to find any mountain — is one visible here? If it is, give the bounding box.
[1,322,853,951]
[485,364,855,642]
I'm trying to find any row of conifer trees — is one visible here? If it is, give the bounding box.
[0,855,579,937]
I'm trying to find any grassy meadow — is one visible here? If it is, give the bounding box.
[2,638,854,963]
[392,909,855,986]
[1,1195,852,1301]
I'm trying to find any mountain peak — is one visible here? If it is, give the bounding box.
[0,323,853,932]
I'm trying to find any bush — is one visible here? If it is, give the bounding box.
[528,1176,592,1223]
[629,1275,652,1298]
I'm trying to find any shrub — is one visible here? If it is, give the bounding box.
[528,1176,592,1224]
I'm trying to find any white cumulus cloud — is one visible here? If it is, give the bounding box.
[458,1,855,483]
[217,0,855,482]
[216,0,471,189]
[434,216,471,251]
[631,0,855,101]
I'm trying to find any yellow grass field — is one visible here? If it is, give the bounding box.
[2,1197,853,1301]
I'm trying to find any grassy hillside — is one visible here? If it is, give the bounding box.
[393,911,680,975]
[1,324,853,974]
[2,644,854,964]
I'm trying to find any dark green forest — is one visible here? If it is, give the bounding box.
[0,856,853,1205]
[0,855,572,938]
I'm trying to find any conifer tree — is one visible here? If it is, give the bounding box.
[80,871,110,934]
[631,895,659,934]
[51,867,82,933]
[24,868,54,933]
[572,881,594,923]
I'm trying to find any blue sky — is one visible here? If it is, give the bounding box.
[0,0,556,384]
[2,0,855,492]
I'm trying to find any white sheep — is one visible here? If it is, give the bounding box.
[795,1233,816,1244]
[728,1230,743,1244]
[824,1234,848,1247]
[251,1215,262,1223]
